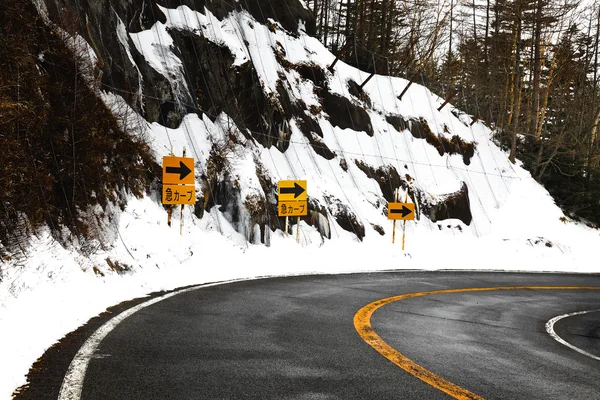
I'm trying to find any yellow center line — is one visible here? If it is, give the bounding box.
[354,286,600,400]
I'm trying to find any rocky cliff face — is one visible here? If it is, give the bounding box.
[42,0,315,128]
[34,0,482,243]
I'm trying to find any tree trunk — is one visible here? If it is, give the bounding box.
[536,140,560,181]
[323,0,330,46]
[590,107,600,168]
[448,0,454,57]
[594,7,600,107]
[484,0,490,65]
[535,53,557,139]
[532,0,544,138]
[533,137,545,180]
[509,14,522,164]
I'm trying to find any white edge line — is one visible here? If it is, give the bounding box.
[545,309,600,361]
[57,278,248,400]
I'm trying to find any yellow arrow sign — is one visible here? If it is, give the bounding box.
[163,156,194,185]
[162,184,196,205]
[278,180,307,201]
[278,201,308,217]
[387,202,415,220]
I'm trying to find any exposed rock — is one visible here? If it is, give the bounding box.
[44,0,169,111]
[386,114,409,132]
[339,158,348,171]
[304,200,331,240]
[371,223,385,235]
[423,182,472,225]
[243,194,271,244]
[239,0,316,36]
[387,114,475,165]
[354,160,402,202]
[323,92,373,136]
[324,195,365,240]
[293,63,329,89]
[43,0,314,128]
[254,162,282,240]
[296,115,336,160]
[347,79,372,108]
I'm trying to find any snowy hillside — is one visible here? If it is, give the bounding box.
[119,4,596,248]
[1,2,600,399]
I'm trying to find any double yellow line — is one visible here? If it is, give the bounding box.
[354,286,600,400]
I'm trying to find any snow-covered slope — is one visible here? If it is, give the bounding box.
[123,4,595,247]
[1,3,599,399]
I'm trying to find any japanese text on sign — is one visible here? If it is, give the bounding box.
[162,185,196,205]
[278,201,308,217]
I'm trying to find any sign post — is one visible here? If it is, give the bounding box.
[278,180,307,242]
[162,151,196,235]
[387,191,415,249]
[392,188,398,244]
[181,148,186,235]
[401,189,409,250]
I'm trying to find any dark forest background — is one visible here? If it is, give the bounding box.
[309,0,600,225]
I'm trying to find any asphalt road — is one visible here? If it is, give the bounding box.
[78,272,600,400]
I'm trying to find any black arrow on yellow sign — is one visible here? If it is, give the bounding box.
[280,182,305,199]
[165,161,192,181]
[390,205,413,218]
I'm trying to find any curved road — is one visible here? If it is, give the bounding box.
[70,272,600,399]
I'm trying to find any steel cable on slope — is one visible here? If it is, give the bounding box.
[239,1,308,181]
[463,86,512,195]
[368,57,438,235]
[9,26,59,241]
[192,3,279,238]
[236,0,320,241]
[34,6,86,240]
[291,32,370,239]
[255,0,328,180]
[384,72,425,189]
[350,38,425,206]
[62,80,523,185]
[249,0,364,240]
[355,51,389,173]
[369,57,401,199]
[395,68,443,235]
[424,71,501,221]
[44,0,143,263]
[168,1,245,236]
[259,1,332,183]
[151,2,273,236]
[201,2,292,236]
[450,87,502,209]
[356,49,424,235]
[338,37,380,195]
[87,1,168,258]
[396,70,440,189]
[93,4,145,261]
[98,73,523,187]
[242,0,371,241]
[419,74,488,235]
[364,53,416,210]
[230,7,289,180]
